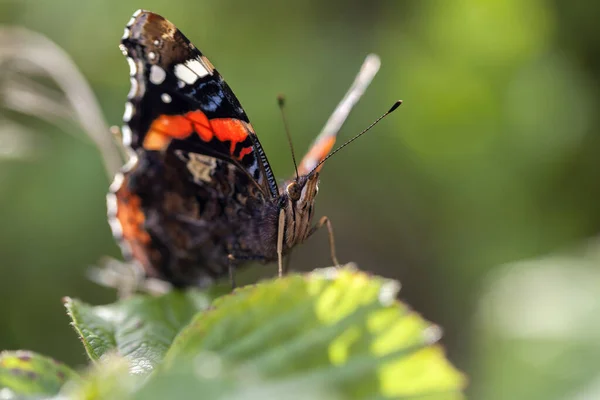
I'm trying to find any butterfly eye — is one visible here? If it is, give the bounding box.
[286,182,301,201]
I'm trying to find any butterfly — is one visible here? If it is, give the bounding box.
[106,9,399,288]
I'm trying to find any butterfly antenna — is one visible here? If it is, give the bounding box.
[308,100,402,176]
[277,94,300,181]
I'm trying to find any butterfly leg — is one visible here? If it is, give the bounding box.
[277,208,286,277]
[309,216,340,267]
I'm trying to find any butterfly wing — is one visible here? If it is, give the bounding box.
[107,10,278,285]
[120,10,278,198]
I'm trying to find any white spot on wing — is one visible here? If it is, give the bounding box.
[247,162,258,178]
[132,9,143,17]
[122,27,130,39]
[107,172,128,238]
[123,102,134,122]
[173,59,211,86]
[106,195,123,237]
[148,52,157,61]
[123,151,138,172]
[174,63,198,84]
[106,192,118,214]
[109,173,125,193]
[149,65,166,85]
[126,57,136,76]
[186,153,217,183]
[108,217,123,238]
[186,59,209,78]
[127,77,138,98]
[121,125,132,147]
[161,93,172,103]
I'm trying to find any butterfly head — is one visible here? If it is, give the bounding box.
[281,173,320,246]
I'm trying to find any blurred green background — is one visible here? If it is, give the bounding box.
[1,0,599,398]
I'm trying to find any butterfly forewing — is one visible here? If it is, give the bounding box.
[120,10,277,197]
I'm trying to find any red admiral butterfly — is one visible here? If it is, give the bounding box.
[107,10,400,287]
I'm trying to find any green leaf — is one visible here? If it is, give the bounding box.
[0,350,78,396]
[162,265,466,399]
[64,287,226,373]
[65,354,339,400]
[63,355,141,400]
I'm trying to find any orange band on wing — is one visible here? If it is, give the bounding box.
[143,114,194,150]
[151,115,194,138]
[115,183,152,267]
[117,189,151,244]
[143,131,172,150]
[142,111,251,160]
[210,118,248,143]
[238,146,253,160]
[187,111,213,142]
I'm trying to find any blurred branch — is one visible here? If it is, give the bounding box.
[3,73,76,125]
[318,54,381,138]
[0,26,122,177]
